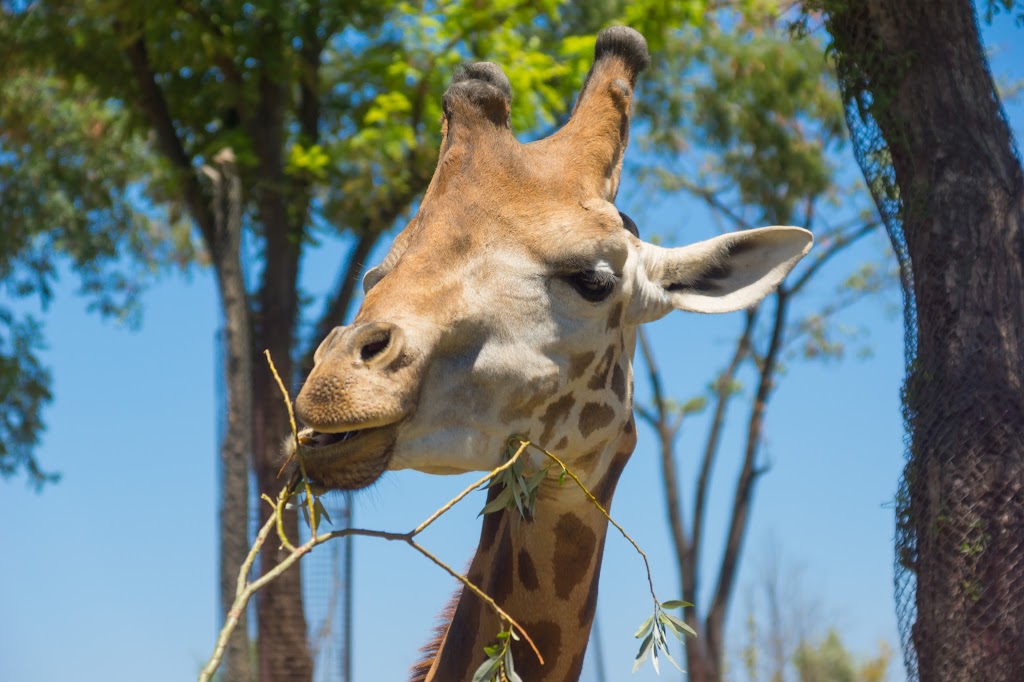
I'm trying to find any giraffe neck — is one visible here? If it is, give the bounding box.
[415,419,637,682]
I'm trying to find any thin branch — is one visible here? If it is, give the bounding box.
[200,440,541,681]
[407,537,543,665]
[412,441,529,536]
[122,34,217,254]
[674,178,756,231]
[786,220,880,294]
[706,290,788,665]
[636,328,690,603]
[527,441,660,612]
[691,309,756,597]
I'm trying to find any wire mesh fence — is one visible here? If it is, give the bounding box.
[829,7,1024,679]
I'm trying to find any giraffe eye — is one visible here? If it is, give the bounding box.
[568,270,615,302]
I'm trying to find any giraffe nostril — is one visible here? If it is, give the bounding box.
[360,332,391,363]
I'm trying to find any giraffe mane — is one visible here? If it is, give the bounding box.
[408,586,461,682]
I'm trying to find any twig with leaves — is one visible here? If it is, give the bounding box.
[472,437,696,678]
[201,354,694,682]
[198,357,544,682]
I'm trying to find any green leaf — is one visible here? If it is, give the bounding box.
[471,657,500,682]
[660,599,693,610]
[313,498,332,527]
[526,467,548,491]
[634,613,655,638]
[504,645,523,682]
[659,610,697,639]
[479,486,512,516]
[632,632,655,673]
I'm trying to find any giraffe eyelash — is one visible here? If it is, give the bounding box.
[566,269,617,302]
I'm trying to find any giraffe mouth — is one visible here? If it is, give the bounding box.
[294,423,400,490]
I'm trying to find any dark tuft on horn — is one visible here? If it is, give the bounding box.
[451,62,512,101]
[594,26,650,76]
[443,62,512,128]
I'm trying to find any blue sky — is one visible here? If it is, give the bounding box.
[2,13,1022,682]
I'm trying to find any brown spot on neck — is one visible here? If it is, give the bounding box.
[611,363,626,401]
[486,522,515,604]
[511,620,562,681]
[568,350,596,380]
[517,549,540,591]
[539,394,576,445]
[587,347,616,390]
[552,513,598,599]
[479,485,505,553]
[578,402,615,439]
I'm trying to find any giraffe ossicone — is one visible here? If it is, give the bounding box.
[293,25,811,682]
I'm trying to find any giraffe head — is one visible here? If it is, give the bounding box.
[293,27,811,490]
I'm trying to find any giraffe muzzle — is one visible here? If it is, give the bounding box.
[292,421,400,490]
[293,321,423,489]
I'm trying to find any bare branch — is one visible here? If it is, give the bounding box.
[123,35,217,255]
[691,309,756,595]
[673,178,756,232]
[637,328,691,586]
[706,290,788,665]
[786,220,881,295]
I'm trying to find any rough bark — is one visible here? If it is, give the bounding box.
[824,2,1024,679]
[252,233,310,682]
[204,150,255,682]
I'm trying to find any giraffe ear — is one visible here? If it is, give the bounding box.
[634,227,813,319]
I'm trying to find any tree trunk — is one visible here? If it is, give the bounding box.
[252,215,309,681]
[205,150,255,682]
[252,347,313,682]
[823,2,1024,679]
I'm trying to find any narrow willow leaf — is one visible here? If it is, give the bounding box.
[313,498,332,526]
[660,600,693,610]
[480,486,512,516]
[632,632,654,672]
[652,643,661,675]
[511,478,526,518]
[527,467,547,489]
[634,613,655,638]
[504,645,523,682]
[471,657,500,682]
[659,609,697,638]
[660,642,685,673]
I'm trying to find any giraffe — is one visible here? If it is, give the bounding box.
[292,26,812,681]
